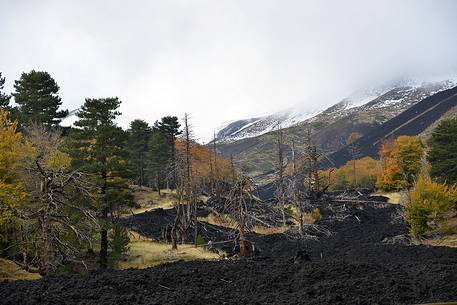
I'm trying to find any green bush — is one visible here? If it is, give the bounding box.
[108,222,130,267]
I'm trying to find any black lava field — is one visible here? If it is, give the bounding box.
[1,201,456,305]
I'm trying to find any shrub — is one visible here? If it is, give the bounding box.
[406,175,457,237]
[108,222,130,267]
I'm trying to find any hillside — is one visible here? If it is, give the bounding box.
[325,85,457,168]
[217,80,456,183]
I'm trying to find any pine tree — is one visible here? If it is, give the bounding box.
[146,130,169,194]
[127,119,151,187]
[428,118,457,185]
[13,70,68,128]
[155,116,181,188]
[70,97,133,269]
[0,72,11,109]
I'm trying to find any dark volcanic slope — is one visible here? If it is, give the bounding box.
[2,202,457,305]
[326,86,457,168]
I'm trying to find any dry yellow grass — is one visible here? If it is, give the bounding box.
[422,234,457,248]
[252,225,289,234]
[198,213,237,229]
[117,231,222,270]
[372,191,407,205]
[125,186,208,216]
[122,187,177,216]
[0,258,41,281]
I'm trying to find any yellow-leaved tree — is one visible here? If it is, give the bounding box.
[0,110,27,231]
[376,136,424,191]
[406,175,457,237]
[322,156,379,191]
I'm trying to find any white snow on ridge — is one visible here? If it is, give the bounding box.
[215,78,457,143]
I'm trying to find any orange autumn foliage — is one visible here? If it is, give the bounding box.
[322,156,379,191]
[376,136,424,191]
[175,139,233,182]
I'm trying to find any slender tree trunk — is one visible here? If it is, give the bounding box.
[193,201,198,247]
[239,187,246,257]
[180,226,188,244]
[292,141,304,236]
[276,128,286,226]
[239,225,246,257]
[41,177,53,274]
[100,171,108,270]
[171,203,180,250]
[352,151,357,188]
[20,224,28,271]
[157,173,161,197]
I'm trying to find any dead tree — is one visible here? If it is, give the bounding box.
[347,132,361,189]
[18,126,97,274]
[275,125,287,226]
[224,175,256,256]
[212,131,221,197]
[176,113,199,246]
[291,140,304,236]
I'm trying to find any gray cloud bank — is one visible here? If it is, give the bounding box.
[1,0,457,140]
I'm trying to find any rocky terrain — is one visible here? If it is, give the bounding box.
[2,198,456,305]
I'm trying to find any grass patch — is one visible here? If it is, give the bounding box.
[125,186,208,216]
[373,191,406,204]
[117,231,221,270]
[422,234,457,248]
[0,258,41,282]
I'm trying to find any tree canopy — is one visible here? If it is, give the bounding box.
[13,70,68,128]
[428,118,457,185]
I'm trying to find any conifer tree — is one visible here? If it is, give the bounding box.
[147,130,169,194]
[127,119,151,187]
[428,118,457,185]
[13,70,68,128]
[155,116,181,188]
[70,97,133,269]
[0,72,11,109]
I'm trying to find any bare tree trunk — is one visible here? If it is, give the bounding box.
[171,204,180,250]
[276,127,286,226]
[213,132,219,197]
[292,141,304,236]
[194,201,198,247]
[230,154,236,184]
[41,177,54,274]
[352,151,357,188]
[239,187,246,257]
[157,173,161,197]
[239,225,246,257]
[100,171,108,270]
[20,224,28,271]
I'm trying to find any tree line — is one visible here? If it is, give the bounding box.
[0,70,234,273]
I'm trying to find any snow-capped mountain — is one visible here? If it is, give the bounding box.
[215,108,319,143]
[216,79,457,144]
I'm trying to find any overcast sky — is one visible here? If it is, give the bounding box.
[2,0,457,141]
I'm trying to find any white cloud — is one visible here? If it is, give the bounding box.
[1,0,457,141]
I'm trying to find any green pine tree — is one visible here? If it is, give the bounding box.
[70,97,133,269]
[155,116,181,188]
[13,70,68,128]
[0,72,11,109]
[428,118,457,185]
[147,130,170,193]
[127,119,151,187]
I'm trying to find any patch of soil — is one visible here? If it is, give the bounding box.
[2,201,456,305]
